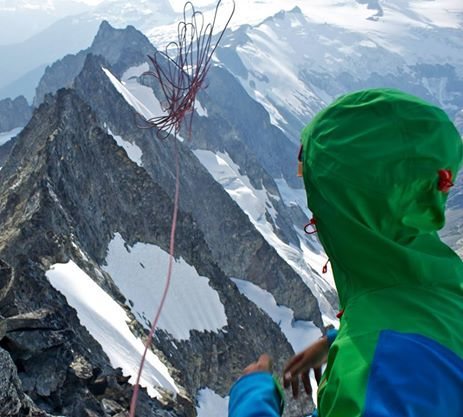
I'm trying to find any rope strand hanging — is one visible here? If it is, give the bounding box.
[129,2,234,416]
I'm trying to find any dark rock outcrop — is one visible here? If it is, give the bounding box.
[0,138,16,168]
[0,346,52,417]
[356,0,384,19]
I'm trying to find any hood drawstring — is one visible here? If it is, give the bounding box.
[304,217,318,235]
[304,218,331,275]
[322,258,330,274]
[438,169,454,193]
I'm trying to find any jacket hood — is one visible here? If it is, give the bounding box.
[301,88,463,307]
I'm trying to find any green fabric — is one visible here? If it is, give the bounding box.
[300,88,463,416]
[272,375,285,414]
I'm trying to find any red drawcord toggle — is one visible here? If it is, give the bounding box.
[304,218,317,235]
[336,309,345,319]
[438,169,454,193]
[322,259,330,274]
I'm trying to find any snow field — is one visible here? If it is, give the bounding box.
[103,66,166,121]
[46,261,179,398]
[103,233,228,341]
[106,127,143,167]
[196,388,229,417]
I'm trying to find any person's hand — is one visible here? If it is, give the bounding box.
[242,354,273,376]
[283,337,329,398]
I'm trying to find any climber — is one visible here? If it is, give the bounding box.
[229,88,463,417]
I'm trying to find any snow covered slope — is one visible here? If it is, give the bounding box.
[47,261,179,398]
[214,4,463,141]
[193,149,337,323]
[103,233,228,340]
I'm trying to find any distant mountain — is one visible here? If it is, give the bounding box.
[2,0,462,104]
[0,96,32,167]
[0,0,175,101]
[0,15,100,100]
[33,20,156,107]
[0,64,47,103]
[214,6,463,142]
[0,0,94,45]
[0,96,31,132]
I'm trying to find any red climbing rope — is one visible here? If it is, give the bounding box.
[129,138,180,417]
[129,2,234,416]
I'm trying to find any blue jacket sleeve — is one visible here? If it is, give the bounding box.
[228,372,284,417]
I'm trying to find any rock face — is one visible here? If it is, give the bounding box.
[0,346,50,417]
[0,96,31,132]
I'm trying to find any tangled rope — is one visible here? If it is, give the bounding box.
[139,0,235,139]
[130,2,234,416]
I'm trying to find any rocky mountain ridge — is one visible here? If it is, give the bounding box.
[0,85,318,416]
[29,20,332,323]
[0,20,325,417]
[0,89,190,417]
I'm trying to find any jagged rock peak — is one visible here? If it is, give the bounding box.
[0,95,31,132]
[275,5,303,19]
[33,19,156,107]
[0,87,101,188]
[290,5,303,14]
[91,19,151,52]
[260,6,304,27]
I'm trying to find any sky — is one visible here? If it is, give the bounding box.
[170,0,213,10]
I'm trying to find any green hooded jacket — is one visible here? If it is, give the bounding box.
[300,88,463,416]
